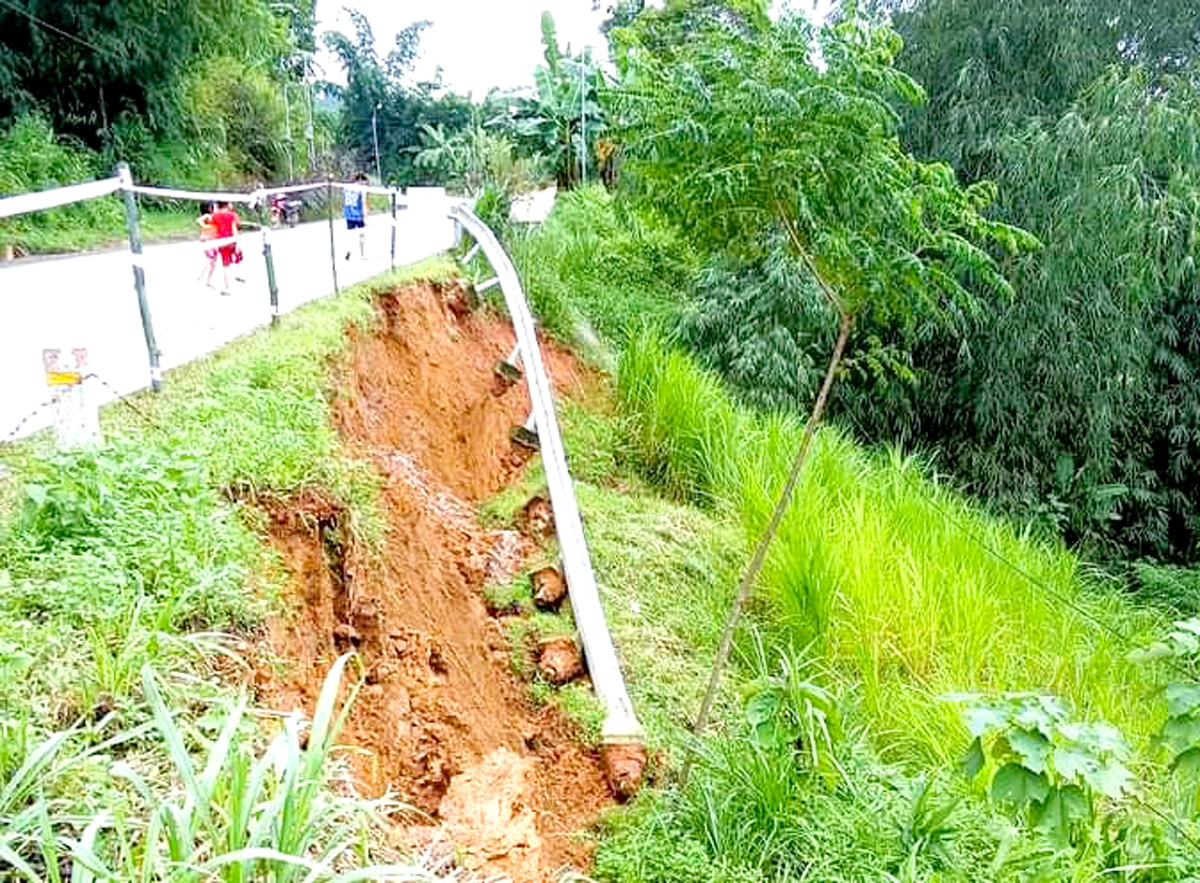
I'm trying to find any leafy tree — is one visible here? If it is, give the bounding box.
[321,10,475,184]
[0,0,291,149]
[616,5,1034,757]
[674,241,837,412]
[845,69,1200,562]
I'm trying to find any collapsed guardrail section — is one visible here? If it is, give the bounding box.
[449,205,647,796]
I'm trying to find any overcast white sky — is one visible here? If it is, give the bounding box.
[316,1,837,97]
[317,1,613,96]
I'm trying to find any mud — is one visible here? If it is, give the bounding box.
[600,741,649,802]
[255,282,609,882]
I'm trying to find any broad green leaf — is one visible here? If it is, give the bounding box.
[1170,746,1200,779]
[1030,789,1070,848]
[1161,714,1200,748]
[745,689,779,728]
[965,705,1008,737]
[1051,744,1095,784]
[1166,684,1200,718]
[962,737,985,780]
[990,762,1050,807]
[1080,758,1135,799]
[1008,729,1051,774]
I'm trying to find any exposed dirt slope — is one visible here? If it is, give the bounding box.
[255,282,607,882]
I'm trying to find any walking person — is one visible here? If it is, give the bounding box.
[197,201,219,288]
[343,172,368,260]
[210,200,245,296]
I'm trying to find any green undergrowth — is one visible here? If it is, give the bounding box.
[517,337,1193,880]
[501,174,1199,879]
[516,374,1038,880]
[0,256,457,878]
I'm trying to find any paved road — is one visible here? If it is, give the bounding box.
[1,195,459,441]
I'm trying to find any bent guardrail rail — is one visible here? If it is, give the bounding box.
[449,204,646,795]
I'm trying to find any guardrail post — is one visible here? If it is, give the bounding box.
[390,190,397,270]
[116,162,162,392]
[254,191,280,325]
[262,235,281,328]
[326,176,340,294]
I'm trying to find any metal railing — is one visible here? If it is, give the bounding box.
[449,204,646,760]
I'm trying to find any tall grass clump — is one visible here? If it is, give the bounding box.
[508,186,698,344]
[616,331,1168,764]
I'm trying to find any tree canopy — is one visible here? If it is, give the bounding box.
[872,0,1200,176]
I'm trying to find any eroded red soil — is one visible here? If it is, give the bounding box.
[254,282,608,882]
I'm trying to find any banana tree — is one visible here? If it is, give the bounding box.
[502,12,607,188]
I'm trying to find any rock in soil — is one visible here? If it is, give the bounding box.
[519,495,555,541]
[438,748,542,882]
[538,636,584,685]
[600,740,648,801]
[531,566,567,610]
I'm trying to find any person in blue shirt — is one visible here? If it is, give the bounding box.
[343,172,368,260]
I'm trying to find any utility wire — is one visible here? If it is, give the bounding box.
[0,0,116,59]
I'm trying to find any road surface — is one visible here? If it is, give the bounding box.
[1,194,460,441]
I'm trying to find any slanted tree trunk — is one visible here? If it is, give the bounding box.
[681,308,854,784]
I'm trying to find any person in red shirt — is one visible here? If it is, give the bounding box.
[210,201,243,296]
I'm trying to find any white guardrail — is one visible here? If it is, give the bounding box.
[449,205,647,793]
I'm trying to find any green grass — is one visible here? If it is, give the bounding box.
[506,186,698,346]
[614,330,1169,766]
[497,176,1199,880]
[2,208,200,257]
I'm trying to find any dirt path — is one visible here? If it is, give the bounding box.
[254,282,610,882]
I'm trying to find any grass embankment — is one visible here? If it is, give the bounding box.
[616,333,1167,764]
[0,258,456,878]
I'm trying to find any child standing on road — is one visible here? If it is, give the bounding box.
[197,201,219,288]
[210,201,243,296]
[343,172,368,261]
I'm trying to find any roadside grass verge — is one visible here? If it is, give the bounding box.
[0,256,457,877]
[2,207,200,257]
[614,330,1168,766]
